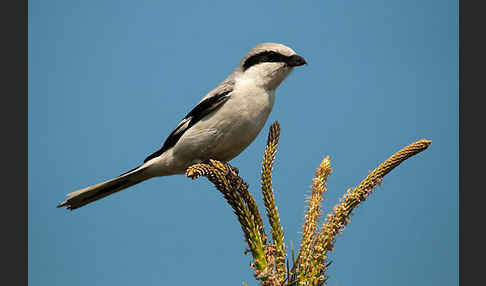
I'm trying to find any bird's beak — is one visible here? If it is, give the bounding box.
[287,54,307,67]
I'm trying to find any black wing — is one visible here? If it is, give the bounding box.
[143,88,232,163]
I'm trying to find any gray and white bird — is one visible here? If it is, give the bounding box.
[58,42,307,210]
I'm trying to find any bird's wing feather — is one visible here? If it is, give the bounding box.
[144,84,233,163]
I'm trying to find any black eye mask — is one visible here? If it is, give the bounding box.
[243,52,307,70]
[243,51,289,70]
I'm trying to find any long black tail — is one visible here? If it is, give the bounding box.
[57,165,150,210]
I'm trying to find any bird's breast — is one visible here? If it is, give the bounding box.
[162,80,276,174]
[209,84,275,155]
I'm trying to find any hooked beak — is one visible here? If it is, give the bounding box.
[287,54,307,67]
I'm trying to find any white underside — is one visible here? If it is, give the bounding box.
[146,77,276,176]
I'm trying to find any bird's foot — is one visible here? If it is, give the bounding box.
[225,164,239,175]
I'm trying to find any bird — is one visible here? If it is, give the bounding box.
[57,42,307,210]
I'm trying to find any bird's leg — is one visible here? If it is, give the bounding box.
[222,163,244,194]
[230,175,244,192]
[224,163,239,175]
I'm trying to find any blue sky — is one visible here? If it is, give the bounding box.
[29,1,458,285]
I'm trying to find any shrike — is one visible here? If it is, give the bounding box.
[58,42,307,210]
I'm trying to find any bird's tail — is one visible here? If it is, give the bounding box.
[57,165,151,210]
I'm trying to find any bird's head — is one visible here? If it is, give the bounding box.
[236,42,307,90]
